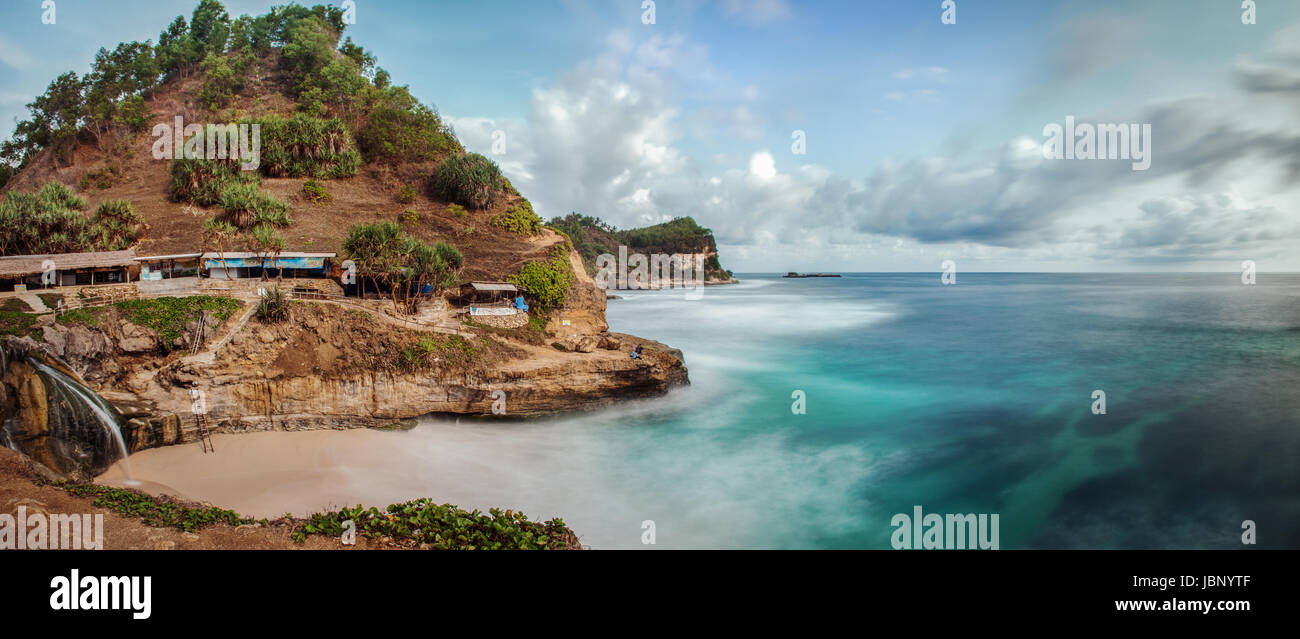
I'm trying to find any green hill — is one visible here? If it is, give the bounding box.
[547,214,734,283]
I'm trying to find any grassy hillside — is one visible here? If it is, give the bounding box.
[547,214,734,282]
[0,1,559,288]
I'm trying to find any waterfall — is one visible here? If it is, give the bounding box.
[26,358,137,484]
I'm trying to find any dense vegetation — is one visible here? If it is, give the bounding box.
[342,221,463,314]
[0,182,142,255]
[1,1,455,180]
[256,285,290,321]
[510,246,575,309]
[218,182,291,229]
[166,158,258,205]
[42,480,252,533]
[548,213,732,280]
[293,499,574,549]
[430,152,509,210]
[246,113,361,178]
[357,87,461,164]
[490,201,543,237]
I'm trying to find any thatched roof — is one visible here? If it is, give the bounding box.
[0,250,138,278]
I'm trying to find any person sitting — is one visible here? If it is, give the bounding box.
[630,344,643,359]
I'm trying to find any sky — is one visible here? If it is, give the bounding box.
[2,0,1299,272]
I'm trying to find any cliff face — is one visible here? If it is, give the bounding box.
[549,215,737,284]
[0,279,686,478]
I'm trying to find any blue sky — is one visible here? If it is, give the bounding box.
[3,0,1299,271]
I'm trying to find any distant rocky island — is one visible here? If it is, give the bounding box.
[783,272,841,278]
[549,214,738,285]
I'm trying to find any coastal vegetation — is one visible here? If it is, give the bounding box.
[167,159,259,206]
[341,220,463,314]
[256,285,290,322]
[430,152,509,210]
[293,499,575,549]
[33,478,576,549]
[218,182,291,229]
[0,311,40,337]
[548,213,733,281]
[0,182,143,255]
[245,113,361,179]
[52,295,241,349]
[510,246,575,309]
[41,479,252,533]
[490,200,543,237]
[301,178,330,203]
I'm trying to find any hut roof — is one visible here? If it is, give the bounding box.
[0,249,138,278]
[461,281,518,292]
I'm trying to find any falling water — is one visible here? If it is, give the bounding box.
[27,358,137,484]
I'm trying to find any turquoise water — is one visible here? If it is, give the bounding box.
[490,272,1298,549]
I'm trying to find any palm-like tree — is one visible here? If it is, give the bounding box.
[202,218,237,279]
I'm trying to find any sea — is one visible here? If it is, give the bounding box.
[118,273,1300,549]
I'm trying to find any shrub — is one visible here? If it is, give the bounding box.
[84,200,143,250]
[219,182,290,228]
[0,182,140,255]
[95,199,142,225]
[43,480,251,533]
[197,53,242,111]
[168,159,258,206]
[490,200,542,236]
[510,249,574,309]
[430,153,507,210]
[447,203,466,218]
[245,113,361,178]
[257,285,290,322]
[356,87,461,164]
[301,179,330,203]
[400,209,419,224]
[394,183,416,204]
[114,295,242,348]
[292,499,573,549]
[80,165,120,190]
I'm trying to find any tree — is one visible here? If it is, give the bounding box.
[249,224,285,280]
[84,42,158,148]
[342,221,462,314]
[202,217,237,279]
[8,72,87,167]
[156,16,202,79]
[188,0,231,54]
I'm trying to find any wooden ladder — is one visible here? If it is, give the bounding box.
[189,311,207,355]
[195,413,215,454]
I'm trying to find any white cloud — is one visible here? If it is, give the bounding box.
[449,27,1300,270]
[748,152,776,180]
